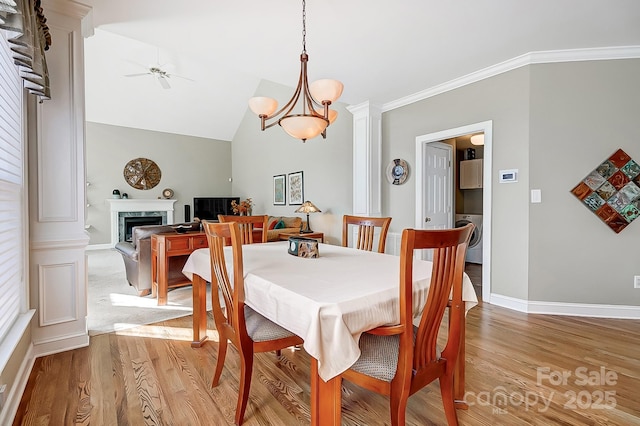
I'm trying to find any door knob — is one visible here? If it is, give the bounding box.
[425,217,431,222]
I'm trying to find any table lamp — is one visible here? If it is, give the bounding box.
[295,201,321,233]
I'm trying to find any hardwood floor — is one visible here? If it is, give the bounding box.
[14,303,640,425]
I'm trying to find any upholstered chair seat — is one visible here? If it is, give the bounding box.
[350,326,419,382]
[244,306,299,342]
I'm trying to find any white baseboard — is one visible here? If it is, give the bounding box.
[489,293,640,319]
[32,332,89,358]
[487,293,529,312]
[0,343,35,426]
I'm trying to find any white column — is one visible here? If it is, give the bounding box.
[347,101,382,216]
[29,1,92,355]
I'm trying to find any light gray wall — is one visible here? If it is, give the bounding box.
[528,59,640,304]
[86,122,232,245]
[383,67,532,299]
[382,59,640,305]
[231,80,353,245]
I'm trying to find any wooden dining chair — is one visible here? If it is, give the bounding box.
[342,215,392,253]
[339,223,474,426]
[217,214,268,244]
[202,220,303,425]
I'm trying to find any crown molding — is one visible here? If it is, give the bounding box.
[42,0,93,37]
[383,46,640,112]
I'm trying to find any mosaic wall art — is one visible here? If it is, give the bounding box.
[571,149,640,233]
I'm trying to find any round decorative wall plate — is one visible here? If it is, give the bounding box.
[123,158,161,190]
[386,158,409,185]
[162,188,174,199]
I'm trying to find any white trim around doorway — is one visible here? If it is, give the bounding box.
[415,120,493,302]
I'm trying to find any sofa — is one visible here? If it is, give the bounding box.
[262,216,304,242]
[114,222,201,296]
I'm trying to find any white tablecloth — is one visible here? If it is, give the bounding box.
[183,241,478,381]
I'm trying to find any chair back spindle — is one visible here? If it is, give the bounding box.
[342,215,392,253]
[217,214,268,244]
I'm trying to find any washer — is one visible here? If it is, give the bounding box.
[455,214,483,264]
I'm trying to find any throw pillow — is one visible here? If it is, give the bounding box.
[268,219,278,230]
[274,219,285,229]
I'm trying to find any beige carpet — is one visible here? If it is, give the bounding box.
[87,249,211,336]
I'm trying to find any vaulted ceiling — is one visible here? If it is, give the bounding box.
[82,0,640,141]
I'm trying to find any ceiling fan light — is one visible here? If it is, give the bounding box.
[470,134,485,146]
[249,97,278,116]
[309,79,344,103]
[280,115,328,141]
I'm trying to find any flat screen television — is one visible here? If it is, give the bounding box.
[193,197,240,221]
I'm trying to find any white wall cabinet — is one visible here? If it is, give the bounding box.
[460,159,483,189]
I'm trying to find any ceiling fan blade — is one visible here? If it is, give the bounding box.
[124,73,150,77]
[157,76,171,90]
[172,74,195,82]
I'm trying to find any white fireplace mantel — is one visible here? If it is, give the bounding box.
[107,199,176,246]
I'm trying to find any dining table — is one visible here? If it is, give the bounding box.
[182,241,478,426]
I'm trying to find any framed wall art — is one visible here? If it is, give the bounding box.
[273,174,286,205]
[288,171,304,205]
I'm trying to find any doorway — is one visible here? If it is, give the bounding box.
[415,121,492,302]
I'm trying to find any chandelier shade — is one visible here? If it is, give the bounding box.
[316,108,338,124]
[248,97,278,116]
[280,115,328,141]
[248,0,343,142]
[309,79,344,104]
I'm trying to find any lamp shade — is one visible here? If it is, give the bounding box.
[309,79,344,103]
[295,201,321,214]
[280,115,328,141]
[470,134,485,146]
[249,96,278,116]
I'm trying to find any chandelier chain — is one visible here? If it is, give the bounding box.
[302,0,307,53]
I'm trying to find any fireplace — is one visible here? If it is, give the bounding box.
[123,216,163,242]
[118,211,166,242]
[107,199,177,247]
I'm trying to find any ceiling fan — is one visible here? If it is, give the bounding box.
[125,66,174,89]
[124,52,193,89]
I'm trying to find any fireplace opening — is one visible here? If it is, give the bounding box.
[123,216,163,242]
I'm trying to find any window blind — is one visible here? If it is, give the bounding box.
[0,31,24,343]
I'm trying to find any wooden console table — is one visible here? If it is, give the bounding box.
[278,231,324,243]
[151,231,208,305]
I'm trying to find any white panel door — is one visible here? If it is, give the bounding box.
[421,142,452,260]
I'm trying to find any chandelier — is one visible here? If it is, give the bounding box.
[248,0,343,142]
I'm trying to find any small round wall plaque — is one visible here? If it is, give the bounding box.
[123,158,161,190]
[386,158,409,185]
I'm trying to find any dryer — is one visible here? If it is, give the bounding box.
[455,214,483,264]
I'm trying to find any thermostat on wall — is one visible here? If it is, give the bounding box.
[499,169,518,183]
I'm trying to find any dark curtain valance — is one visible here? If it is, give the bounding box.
[0,0,52,100]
